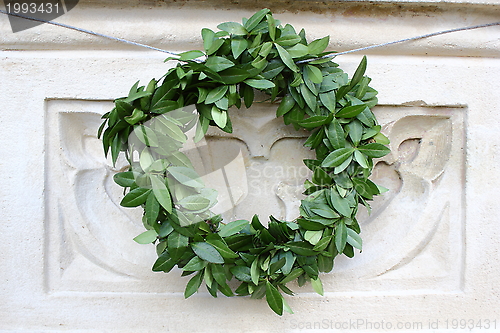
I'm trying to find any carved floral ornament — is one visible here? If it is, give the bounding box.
[98,9,390,315]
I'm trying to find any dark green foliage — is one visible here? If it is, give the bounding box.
[99,8,390,315]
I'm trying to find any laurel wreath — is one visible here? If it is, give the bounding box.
[98,9,390,315]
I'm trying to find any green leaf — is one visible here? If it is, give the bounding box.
[275,34,301,47]
[211,107,228,128]
[349,55,367,89]
[310,277,324,296]
[206,238,239,259]
[259,42,273,57]
[283,296,294,314]
[134,125,159,147]
[352,178,378,200]
[261,60,285,80]
[326,118,346,149]
[243,79,275,89]
[347,120,363,146]
[113,171,136,188]
[330,188,352,217]
[250,257,260,285]
[202,28,215,52]
[244,8,270,32]
[133,229,158,244]
[373,132,390,145]
[310,206,338,219]
[266,282,284,316]
[167,166,204,188]
[286,44,309,58]
[210,263,228,286]
[266,14,276,40]
[287,241,317,256]
[313,235,333,251]
[347,228,362,250]
[357,107,376,127]
[354,149,369,169]
[334,155,353,174]
[308,36,329,55]
[335,220,348,253]
[179,50,205,61]
[304,230,323,245]
[206,56,235,72]
[156,116,186,143]
[306,65,323,84]
[191,242,225,264]
[280,268,304,284]
[206,38,225,56]
[319,92,336,113]
[145,191,160,226]
[148,175,172,213]
[124,108,145,125]
[357,143,391,158]
[168,231,189,249]
[219,219,249,237]
[230,266,253,283]
[178,194,211,212]
[120,188,151,207]
[231,38,248,59]
[318,253,334,272]
[336,104,367,118]
[276,94,295,117]
[205,85,229,104]
[150,100,179,114]
[217,22,248,36]
[298,115,329,129]
[321,148,354,167]
[184,271,203,298]
[152,251,176,272]
[312,166,332,186]
[299,84,317,111]
[269,257,286,274]
[182,256,206,271]
[275,44,299,72]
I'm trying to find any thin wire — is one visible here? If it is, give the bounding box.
[0,9,180,57]
[1,9,499,62]
[297,21,500,63]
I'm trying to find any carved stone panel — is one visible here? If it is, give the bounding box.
[45,99,465,295]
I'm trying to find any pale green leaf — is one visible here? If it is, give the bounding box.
[149,174,172,213]
[133,229,158,244]
[211,107,228,128]
[243,79,275,89]
[346,228,362,250]
[219,219,249,237]
[310,277,324,296]
[167,166,204,188]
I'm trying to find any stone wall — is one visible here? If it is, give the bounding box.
[1,1,499,331]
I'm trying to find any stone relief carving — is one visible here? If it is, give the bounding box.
[45,100,465,294]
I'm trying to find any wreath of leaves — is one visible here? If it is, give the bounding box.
[99,9,390,315]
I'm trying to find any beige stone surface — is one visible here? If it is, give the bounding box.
[1,1,500,332]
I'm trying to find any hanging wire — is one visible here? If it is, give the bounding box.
[1,9,499,62]
[0,9,180,57]
[297,21,500,63]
